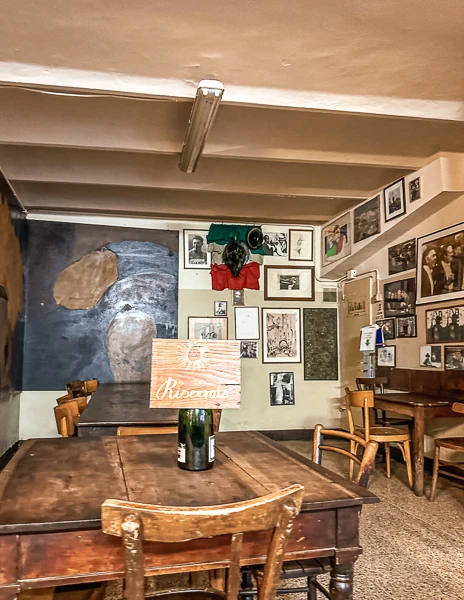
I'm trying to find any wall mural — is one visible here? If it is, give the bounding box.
[24,221,178,390]
[303,308,338,380]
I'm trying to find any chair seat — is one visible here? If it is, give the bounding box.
[355,426,410,441]
[435,437,464,451]
[148,591,225,600]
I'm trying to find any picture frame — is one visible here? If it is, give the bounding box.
[261,231,288,257]
[353,195,380,243]
[384,179,406,222]
[288,229,314,261]
[444,346,464,371]
[240,341,258,359]
[425,306,464,344]
[383,278,416,317]
[420,345,442,369]
[416,221,464,305]
[388,239,416,275]
[232,289,245,306]
[264,266,315,302]
[183,229,210,269]
[376,318,396,340]
[234,306,260,340]
[396,315,417,338]
[269,372,295,406]
[262,307,301,364]
[188,317,228,340]
[409,177,422,202]
[214,301,227,317]
[323,288,337,303]
[322,212,351,267]
[377,345,396,368]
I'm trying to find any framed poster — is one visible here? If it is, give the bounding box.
[444,346,464,371]
[269,372,295,405]
[425,306,464,344]
[234,306,259,340]
[289,229,314,261]
[262,307,301,364]
[420,346,442,368]
[377,345,396,367]
[188,317,228,340]
[416,221,464,305]
[383,278,415,317]
[353,195,380,243]
[183,230,210,269]
[384,179,406,222]
[388,239,416,275]
[322,212,351,267]
[264,266,315,301]
[396,315,417,338]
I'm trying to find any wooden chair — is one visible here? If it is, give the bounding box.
[117,426,178,436]
[356,376,412,430]
[57,393,88,415]
[54,400,80,437]
[346,388,413,487]
[430,402,464,501]
[66,379,99,398]
[101,484,304,600]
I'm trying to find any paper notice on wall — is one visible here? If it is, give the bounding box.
[360,325,378,352]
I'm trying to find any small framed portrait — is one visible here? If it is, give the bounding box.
[232,289,245,306]
[188,317,228,340]
[444,346,464,371]
[377,345,396,368]
[322,212,351,266]
[240,341,258,359]
[409,177,422,202]
[376,318,396,340]
[388,239,416,275]
[264,266,315,302]
[353,195,380,243]
[384,179,406,222]
[184,229,210,269]
[261,231,288,257]
[420,346,442,368]
[383,278,416,317]
[269,372,295,406]
[396,315,417,338]
[288,229,314,261]
[262,307,301,364]
[234,306,260,340]
[214,301,227,317]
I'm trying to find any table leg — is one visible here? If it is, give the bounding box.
[412,407,425,496]
[329,563,354,600]
[0,588,19,600]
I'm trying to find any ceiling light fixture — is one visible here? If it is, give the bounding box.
[179,79,224,173]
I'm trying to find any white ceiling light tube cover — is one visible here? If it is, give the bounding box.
[179,79,224,173]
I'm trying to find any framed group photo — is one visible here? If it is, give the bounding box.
[388,239,416,275]
[188,317,228,340]
[264,266,315,302]
[184,229,210,269]
[383,278,416,317]
[262,307,301,364]
[289,229,314,261]
[425,306,464,344]
[384,179,406,222]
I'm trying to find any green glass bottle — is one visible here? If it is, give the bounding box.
[177,409,215,471]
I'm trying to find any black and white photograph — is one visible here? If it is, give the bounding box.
[262,307,301,363]
[416,221,464,305]
[289,229,314,261]
[384,179,406,222]
[214,301,227,316]
[376,318,396,340]
[269,372,295,405]
[396,315,417,338]
[353,195,380,243]
[383,278,416,317]
[232,289,245,306]
[183,229,210,269]
[264,266,315,301]
[426,306,464,344]
[388,239,416,275]
[420,346,442,368]
[261,232,288,257]
[234,306,260,340]
[188,317,228,340]
[409,177,422,202]
[347,300,367,317]
[377,345,396,368]
[444,346,464,371]
[323,288,337,302]
[240,341,258,359]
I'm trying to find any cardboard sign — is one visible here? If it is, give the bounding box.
[360,324,378,353]
[150,339,241,409]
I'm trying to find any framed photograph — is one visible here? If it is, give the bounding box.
[377,345,396,368]
[188,317,228,340]
[396,315,417,338]
[234,307,259,340]
[420,346,442,369]
[353,195,380,243]
[232,289,245,306]
[384,179,406,222]
[214,301,227,317]
[444,346,464,371]
[322,212,351,267]
[264,266,315,302]
[261,232,288,257]
[383,278,416,317]
[269,372,295,406]
[323,288,337,303]
[425,306,464,344]
[262,307,301,364]
[376,318,396,340]
[183,229,210,269]
[240,341,258,359]
[409,177,422,202]
[289,229,314,261]
[416,221,464,305]
[347,299,367,318]
[388,239,416,275]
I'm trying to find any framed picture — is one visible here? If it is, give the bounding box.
[377,345,396,368]
[347,299,367,318]
[289,229,314,261]
[396,315,417,338]
[183,229,210,269]
[383,278,415,317]
[261,231,288,257]
[188,317,228,340]
[425,306,464,344]
[416,221,464,305]
[232,289,245,306]
[353,195,380,243]
[323,288,337,302]
[262,307,301,364]
[444,346,464,371]
[420,346,442,368]
[409,177,422,202]
[384,179,406,222]
[240,341,258,359]
[388,239,416,275]
[322,212,351,266]
[376,318,396,340]
[214,301,227,316]
[234,307,259,340]
[264,266,315,302]
[269,372,295,405]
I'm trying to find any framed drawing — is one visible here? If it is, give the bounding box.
[376,318,396,340]
[322,212,351,267]
[262,307,301,364]
[388,239,416,275]
[377,345,396,368]
[396,315,417,338]
[214,301,227,316]
[409,177,422,202]
[188,317,228,340]
[384,179,406,222]
[183,230,210,269]
[416,221,464,305]
[444,346,464,371]
[240,341,258,359]
[420,346,442,369]
[269,372,295,405]
[425,306,464,344]
[289,229,314,261]
[264,266,315,301]
[234,306,259,340]
[353,195,380,243]
[383,278,415,317]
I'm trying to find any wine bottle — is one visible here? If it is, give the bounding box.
[177,408,215,471]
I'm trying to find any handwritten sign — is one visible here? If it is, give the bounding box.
[150,339,241,409]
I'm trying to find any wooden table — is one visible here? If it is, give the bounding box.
[76,382,178,437]
[0,432,378,600]
[374,392,461,496]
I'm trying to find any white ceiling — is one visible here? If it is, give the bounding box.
[0,0,463,223]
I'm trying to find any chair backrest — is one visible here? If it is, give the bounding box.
[212,409,222,432]
[54,400,80,437]
[57,392,88,414]
[452,402,464,415]
[66,378,99,397]
[84,378,99,394]
[117,426,178,436]
[312,424,378,488]
[345,388,374,441]
[102,485,304,600]
[356,377,387,393]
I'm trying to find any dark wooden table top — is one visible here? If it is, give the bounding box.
[374,392,457,408]
[77,382,178,429]
[0,432,378,534]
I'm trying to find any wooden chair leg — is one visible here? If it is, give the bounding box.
[349,440,355,480]
[384,443,391,478]
[403,440,413,489]
[430,443,441,501]
[307,576,318,600]
[210,569,227,592]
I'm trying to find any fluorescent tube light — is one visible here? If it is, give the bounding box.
[179,79,224,173]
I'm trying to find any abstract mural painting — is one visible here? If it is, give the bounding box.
[303,308,338,380]
[24,221,178,390]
